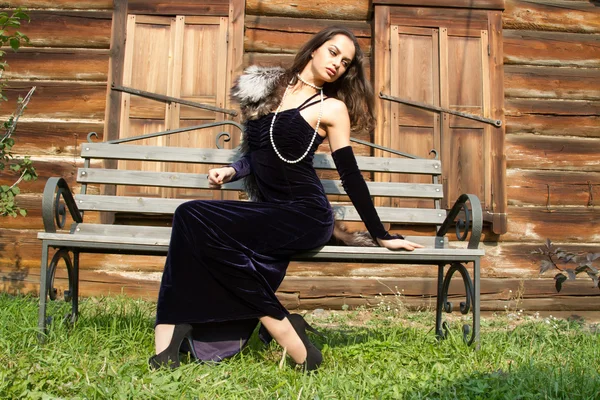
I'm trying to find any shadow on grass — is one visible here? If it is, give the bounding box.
[398,364,600,399]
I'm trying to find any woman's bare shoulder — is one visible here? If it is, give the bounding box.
[323,98,349,124]
[325,97,348,112]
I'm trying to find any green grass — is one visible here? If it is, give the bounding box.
[1,293,599,399]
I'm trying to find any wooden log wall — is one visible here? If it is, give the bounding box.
[0,1,112,303]
[502,0,600,251]
[1,0,599,312]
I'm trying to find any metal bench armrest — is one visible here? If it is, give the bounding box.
[436,193,483,249]
[42,177,83,233]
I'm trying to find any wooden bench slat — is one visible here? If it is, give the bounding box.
[81,143,442,174]
[77,169,444,198]
[39,229,474,258]
[57,223,449,248]
[74,194,447,224]
[321,180,443,198]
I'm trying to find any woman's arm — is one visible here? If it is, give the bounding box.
[228,154,252,182]
[323,100,423,251]
[208,154,252,188]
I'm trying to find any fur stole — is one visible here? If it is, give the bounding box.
[230,66,287,122]
[230,66,378,247]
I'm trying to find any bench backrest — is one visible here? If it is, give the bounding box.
[76,142,446,226]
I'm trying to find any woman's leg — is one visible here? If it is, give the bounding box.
[260,315,307,363]
[155,324,175,354]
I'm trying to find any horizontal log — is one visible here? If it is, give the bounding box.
[0,81,107,120]
[504,0,600,33]
[0,267,160,301]
[506,115,600,138]
[505,65,600,101]
[503,206,600,242]
[0,193,88,230]
[9,120,105,156]
[506,133,600,171]
[16,11,112,48]
[505,98,600,116]
[245,0,370,21]
[503,30,600,68]
[243,53,373,77]
[2,266,599,311]
[278,276,600,299]
[0,158,91,195]
[5,1,112,9]
[507,169,600,207]
[390,6,489,29]
[3,48,109,81]
[243,52,295,68]
[244,15,371,37]
[373,0,505,9]
[245,28,372,55]
[296,296,600,312]
[128,0,229,16]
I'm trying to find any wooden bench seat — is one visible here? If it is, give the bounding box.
[38,138,483,346]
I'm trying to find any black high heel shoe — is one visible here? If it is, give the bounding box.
[149,323,197,370]
[287,313,324,372]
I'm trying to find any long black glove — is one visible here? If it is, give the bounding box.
[228,154,252,182]
[332,146,404,243]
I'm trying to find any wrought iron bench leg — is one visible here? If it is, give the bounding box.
[38,241,50,342]
[38,246,78,342]
[435,264,445,339]
[71,251,80,324]
[435,260,481,348]
[473,258,481,349]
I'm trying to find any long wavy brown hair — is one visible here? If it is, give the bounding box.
[285,26,375,134]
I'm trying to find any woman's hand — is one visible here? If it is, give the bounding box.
[376,237,425,251]
[208,167,236,188]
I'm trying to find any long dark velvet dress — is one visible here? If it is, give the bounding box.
[156,96,334,361]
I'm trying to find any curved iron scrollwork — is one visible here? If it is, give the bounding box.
[437,262,476,345]
[47,249,74,302]
[42,178,82,233]
[87,132,99,143]
[455,202,471,242]
[216,132,231,149]
[46,249,78,324]
[436,193,483,249]
[54,188,67,230]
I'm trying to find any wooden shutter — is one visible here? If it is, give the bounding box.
[388,26,440,209]
[118,15,230,199]
[165,16,229,199]
[375,5,506,232]
[440,27,491,209]
[118,15,175,197]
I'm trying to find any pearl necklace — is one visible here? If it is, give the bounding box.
[269,77,323,164]
[296,73,323,90]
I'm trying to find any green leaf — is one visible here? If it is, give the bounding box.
[576,265,590,274]
[19,208,26,217]
[554,273,567,293]
[14,11,30,22]
[11,186,20,195]
[9,37,20,51]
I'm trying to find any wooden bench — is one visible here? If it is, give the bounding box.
[38,128,484,345]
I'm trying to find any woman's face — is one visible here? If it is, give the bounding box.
[309,34,356,84]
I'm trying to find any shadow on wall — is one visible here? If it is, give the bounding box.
[0,229,29,294]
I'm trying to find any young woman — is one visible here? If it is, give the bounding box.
[150,26,423,372]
